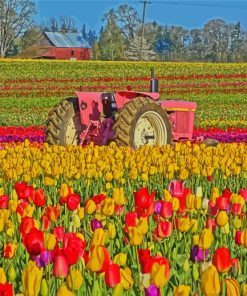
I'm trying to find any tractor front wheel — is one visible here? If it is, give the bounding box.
[113,97,171,148]
[45,97,84,146]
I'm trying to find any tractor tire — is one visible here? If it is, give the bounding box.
[113,97,172,148]
[45,97,84,146]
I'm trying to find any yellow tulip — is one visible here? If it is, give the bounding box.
[173,285,191,296]
[172,197,179,211]
[60,183,69,198]
[90,228,106,247]
[86,246,105,272]
[43,176,55,186]
[186,194,195,209]
[120,267,134,290]
[40,279,49,296]
[194,196,202,210]
[128,226,142,246]
[112,283,123,296]
[44,233,56,251]
[200,265,220,296]
[66,269,83,291]
[56,285,74,296]
[77,207,85,220]
[243,284,247,296]
[137,217,148,235]
[198,228,214,250]
[112,188,126,206]
[22,261,43,296]
[216,211,228,227]
[23,205,35,217]
[241,228,247,247]
[113,253,127,266]
[8,200,18,213]
[0,268,6,284]
[225,278,240,296]
[150,262,167,288]
[85,199,96,215]
[177,217,191,232]
[101,198,114,216]
[108,222,116,239]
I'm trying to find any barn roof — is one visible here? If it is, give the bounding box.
[44,32,90,48]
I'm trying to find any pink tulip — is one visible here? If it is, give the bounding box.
[53,255,69,278]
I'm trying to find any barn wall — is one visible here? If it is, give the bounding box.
[53,48,90,60]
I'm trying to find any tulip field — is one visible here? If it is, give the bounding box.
[0,59,247,295]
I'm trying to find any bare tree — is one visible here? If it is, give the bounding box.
[0,0,35,57]
[59,16,77,33]
[103,4,141,41]
[45,16,78,33]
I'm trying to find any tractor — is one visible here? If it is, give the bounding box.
[45,69,197,148]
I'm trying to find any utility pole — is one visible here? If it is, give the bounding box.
[140,0,151,60]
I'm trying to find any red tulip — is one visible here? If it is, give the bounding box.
[23,227,44,256]
[63,233,86,265]
[212,247,232,273]
[206,218,216,232]
[138,249,153,273]
[0,195,9,209]
[178,188,191,213]
[105,263,121,288]
[0,282,13,296]
[155,221,172,239]
[91,193,106,205]
[216,196,230,210]
[222,188,232,199]
[125,212,138,227]
[231,203,242,215]
[19,216,35,236]
[160,201,173,219]
[235,231,242,245]
[14,182,34,202]
[16,200,29,217]
[114,205,124,215]
[33,189,46,207]
[207,175,214,182]
[41,214,51,231]
[53,226,65,242]
[208,201,218,216]
[134,187,155,217]
[53,254,69,278]
[239,188,247,202]
[67,193,80,211]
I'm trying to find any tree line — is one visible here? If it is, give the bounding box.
[1,1,247,62]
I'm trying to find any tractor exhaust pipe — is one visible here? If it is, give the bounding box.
[150,68,159,93]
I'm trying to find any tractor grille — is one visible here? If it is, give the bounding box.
[175,112,190,133]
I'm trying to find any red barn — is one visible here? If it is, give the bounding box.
[18,31,91,60]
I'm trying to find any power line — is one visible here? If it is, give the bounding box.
[151,1,247,10]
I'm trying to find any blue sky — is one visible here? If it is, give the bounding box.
[34,0,247,34]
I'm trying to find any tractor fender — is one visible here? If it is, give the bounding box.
[115,91,159,109]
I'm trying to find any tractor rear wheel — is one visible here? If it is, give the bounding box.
[45,97,84,146]
[113,97,172,148]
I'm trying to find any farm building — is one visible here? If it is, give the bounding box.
[18,31,91,60]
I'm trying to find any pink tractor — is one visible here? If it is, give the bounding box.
[45,69,197,147]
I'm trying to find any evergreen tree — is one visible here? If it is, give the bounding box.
[98,18,126,60]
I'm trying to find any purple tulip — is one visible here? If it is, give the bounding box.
[145,284,160,296]
[32,250,52,268]
[91,219,103,231]
[190,245,209,262]
[154,201,162,215]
